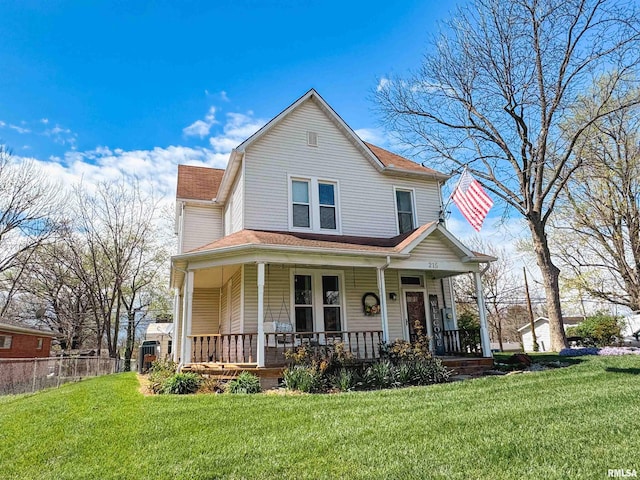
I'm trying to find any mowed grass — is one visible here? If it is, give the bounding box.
[1,356,639,479]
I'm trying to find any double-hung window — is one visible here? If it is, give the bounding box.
[290,177,339,233]
[318,183,336,230]
[292,180,311,228]
[293,271,344,333]
[395,188,416,234]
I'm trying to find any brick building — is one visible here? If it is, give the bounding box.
[0,323,56,358]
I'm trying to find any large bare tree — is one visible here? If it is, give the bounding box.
[18,238,94,351]
[0,145,65,318]
[377,0,640,350]
[69,179,169,360]
[552,94,640,311]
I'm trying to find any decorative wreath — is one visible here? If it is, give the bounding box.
[362,292,381,316]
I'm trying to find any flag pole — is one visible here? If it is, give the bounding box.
[439,166,467,222]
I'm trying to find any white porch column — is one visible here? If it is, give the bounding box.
[474,271,493,358]
[377,267,390,343]
[172,287,180,363]
[180,271,194,365]
[257,262,266,367]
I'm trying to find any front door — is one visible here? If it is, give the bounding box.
[405,291,428,342]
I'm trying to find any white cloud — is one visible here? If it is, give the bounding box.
[44,124,77,147]
[183,106,217,138]
[18,145,227,208]
[220,91,230,102]
[10,106,264,209]
[183,120,212,138]
[0,120,6,127]
[354,127,388,146]
[9,124,31,134]
[41,118,49,124]
[376,77,391,92]
[208,111,266,153]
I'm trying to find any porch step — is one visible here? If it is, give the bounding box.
[181,363,285,384]
[440,357,494,376]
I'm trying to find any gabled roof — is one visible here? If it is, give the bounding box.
[365,143,442,176]
[215,89,449,202]
[176,165,225,201]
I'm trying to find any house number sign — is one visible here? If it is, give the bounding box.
[429,294,445,355]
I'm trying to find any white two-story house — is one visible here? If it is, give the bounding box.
[170,89,494,371]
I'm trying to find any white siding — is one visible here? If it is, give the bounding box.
[191,288,220,335]
[230,165,244,234]
[394,231,468,271]
[343,267,384,333]
[181,204,223,253]
[522,323,551,352]
[244,263,290,334]
[384,270,404,341]
[244,265,396,336]
[243,99,441,237]
[230,269,242,332]
[220,282,229,334]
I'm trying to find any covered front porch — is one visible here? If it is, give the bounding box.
[171,224,495,372]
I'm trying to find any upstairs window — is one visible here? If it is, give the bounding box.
[290,177,340,233]
[395,188,416,234]
[318,183,336,230]
[292,180,311,228]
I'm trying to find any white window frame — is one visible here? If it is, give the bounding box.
[290,269,347,333]
[290,178,312,229]
[393,186,418,235]
[288,175,341,234]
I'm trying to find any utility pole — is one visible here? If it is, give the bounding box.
[523,267,539,352]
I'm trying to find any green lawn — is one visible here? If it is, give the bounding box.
[1,356,639,479]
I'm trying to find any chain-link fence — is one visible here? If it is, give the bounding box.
[0,356,121,395]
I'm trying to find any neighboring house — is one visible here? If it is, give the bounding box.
[621,313,640,345]
[171,89,496,370]
[490,342,521,352]
[144,322,174,359]
[518,316,583,352]
[0,323,56,359]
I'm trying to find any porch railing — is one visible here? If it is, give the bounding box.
[442,328,482,356]
[265,330,383,367]
[188,334,256,364]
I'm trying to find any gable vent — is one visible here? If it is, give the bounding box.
[307,131,318,147]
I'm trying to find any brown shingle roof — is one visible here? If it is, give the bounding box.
[188,223,438,255]
[365,143,444,176]
[176,165,225,201]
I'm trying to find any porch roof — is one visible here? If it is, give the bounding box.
[187,223,435,255]
[170,223,496,288]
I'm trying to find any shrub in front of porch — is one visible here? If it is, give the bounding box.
[148,358,178,394]
[283,365,326,393]
[281,332,452,393]
[160,372,202,395]
[225,371,262,394]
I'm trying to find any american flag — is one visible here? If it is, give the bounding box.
[451,169,493,231]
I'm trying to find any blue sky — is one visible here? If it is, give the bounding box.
[0,0,525,243]
[1,1,449,155]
